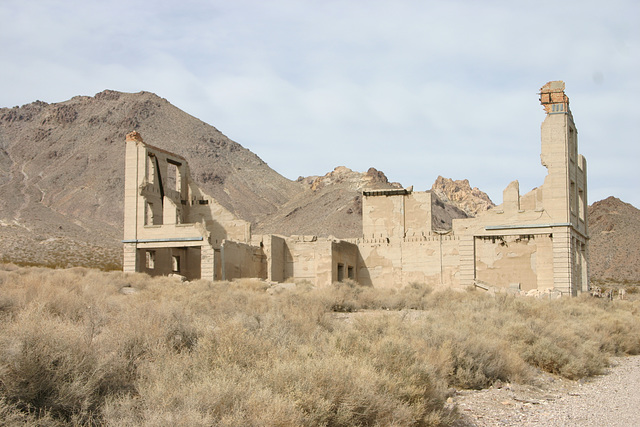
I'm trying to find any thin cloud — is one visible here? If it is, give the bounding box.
[0,0,638,207]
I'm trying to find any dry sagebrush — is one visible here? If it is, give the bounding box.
[1,265,640,426]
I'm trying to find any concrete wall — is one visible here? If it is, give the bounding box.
[221,239,265,281]
[256,234,286,282]
[282,237,328,286]
[123,132,252,281]
[363,193,405,239]
[474,233,553,292]
[136,246,201,281]
[356,235,460,288]
[404,192,432,237]
[362,190,433,240]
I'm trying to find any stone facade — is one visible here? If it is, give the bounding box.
[123,81,589,295]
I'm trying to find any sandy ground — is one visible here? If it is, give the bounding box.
[452,355,640,426]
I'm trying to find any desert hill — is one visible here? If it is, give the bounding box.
[588,197,640,284]
[0,90,301,268]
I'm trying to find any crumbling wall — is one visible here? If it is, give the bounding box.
[221,239,265,281]
[356,236,461,288]
[136,246,201,281]
[187,187,251,247]
[255,234,286,282]
[474,234,553,292]
[404,192,432,237]
[282,237,328,286]
[362,192,406,239]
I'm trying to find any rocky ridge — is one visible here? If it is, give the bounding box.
[587,197,640,284]
[431,176,495,216]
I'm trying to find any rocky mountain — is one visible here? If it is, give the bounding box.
[0,90,301,268]
[431,176,495,216]
[588,197,640,285]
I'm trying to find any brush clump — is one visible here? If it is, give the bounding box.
[1,265,639,426]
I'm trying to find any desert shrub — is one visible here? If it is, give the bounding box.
[2,266,640,425]
[0,397,62,426]
[0,307,135,424]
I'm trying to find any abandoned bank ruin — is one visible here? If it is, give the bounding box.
[123,81,589,296]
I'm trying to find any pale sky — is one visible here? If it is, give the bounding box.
[1,0,638,208]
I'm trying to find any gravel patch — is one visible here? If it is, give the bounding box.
[452,355,640,426]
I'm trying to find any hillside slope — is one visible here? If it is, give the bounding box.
[588,197,640,284]
[0,90,302,267]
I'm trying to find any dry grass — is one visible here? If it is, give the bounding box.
[1,265,640,426]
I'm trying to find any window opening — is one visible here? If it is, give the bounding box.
[146,251,155,269]
[167,159,182,192]
[146,154,155,183]
[337,263,344,282]
[145,202,154,225]
[570,181,576,215]
[347,266,354,280]
[172,255,181,273]
[166,163,177,193]
[578,189,585,221]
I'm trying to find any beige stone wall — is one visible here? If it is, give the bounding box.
[221,239,265,281]
[122,243,137,273]
[356,240,401,288]
[256,234,286,282]
[356,236,461,288]
[362,190,435,240]
[135,246,201,281]
[187,189,251,247]
[404,192,432,237]
[362,193,405,239]
[200,245,215,281]
[474,233,553,292]
[282,237,329,286]
[123,132,252,281]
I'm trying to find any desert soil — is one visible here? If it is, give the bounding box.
[453,355,640,426]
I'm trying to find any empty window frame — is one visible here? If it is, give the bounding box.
[166,159,182,192]
[570,181,576,215]
[166,163,177,192]
[145,250,155,269]
[172,255,181,273]
[578,189,585,221]
[337,263,344,282]
[146,154,155,183]
[347,265,354,280]
[145,202,154,225]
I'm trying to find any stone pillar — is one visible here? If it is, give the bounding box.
[123,132,142,243]
[458,235,475,287]
[552,228,572,295]
[123,243,138,273]
[200,244,215,282]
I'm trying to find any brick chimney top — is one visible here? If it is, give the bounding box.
[539,81,570,114]
[126,131,144,143]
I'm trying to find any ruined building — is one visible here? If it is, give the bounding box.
[123,81,589,295]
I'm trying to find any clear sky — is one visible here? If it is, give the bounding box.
[1,0,638,208]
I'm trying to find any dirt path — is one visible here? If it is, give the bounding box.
[453,355,640,426]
